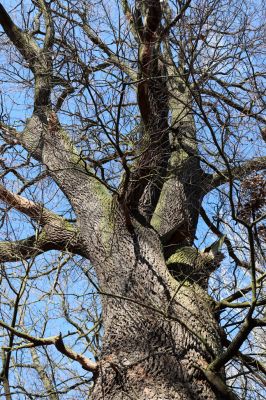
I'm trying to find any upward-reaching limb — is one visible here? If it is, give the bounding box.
[123,0,170,218]
[0,3,112,237]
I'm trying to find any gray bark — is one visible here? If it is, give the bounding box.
[0,3,250,399]
[74,206,225,400]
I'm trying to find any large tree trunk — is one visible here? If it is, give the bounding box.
[88,212,223,400]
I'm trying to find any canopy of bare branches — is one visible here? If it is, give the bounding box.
[0,0,265,399]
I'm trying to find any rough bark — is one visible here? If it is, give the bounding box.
[1,2,262,399]
[151,65,206,256]
[72,202,225,400]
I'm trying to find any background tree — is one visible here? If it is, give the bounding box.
[0,0,265,399]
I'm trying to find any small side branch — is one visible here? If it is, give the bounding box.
[200,89,266,125]
[207,156,266,190]
[200,207,263,272]
[55,335,98,373]
[216,272,266,310]
[222,338,266,377]
[0,320,98,374]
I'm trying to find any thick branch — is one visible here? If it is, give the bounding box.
[2,113,112,237]
[0,6,120,234]
[0,184,57,225]
[120,0,139,40]
[208,317,255,372]
[0,234,53,262]
[0,220,81,263]
[0,182,85,260]
[0,4,40,72]
[201,368,239,400]
[0,3,52,108]
[151,67,204,252]
[124,0,170,216]
[216,299,266,309]
[220,335,266,379]
[38,0,54,50]
[55,335,98,374]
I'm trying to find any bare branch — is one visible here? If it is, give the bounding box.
[0,184,58,225]
[207,157,266,190]
[216,273,266,310]
[0,3,53,109]
[0,3,40,72]
[0,320,98,374]
[160,0,192,38]
[200,88,266,125]
[124,0,170,216]
[208,316,256,372]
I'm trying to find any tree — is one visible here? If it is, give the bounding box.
[0,0,265,398]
